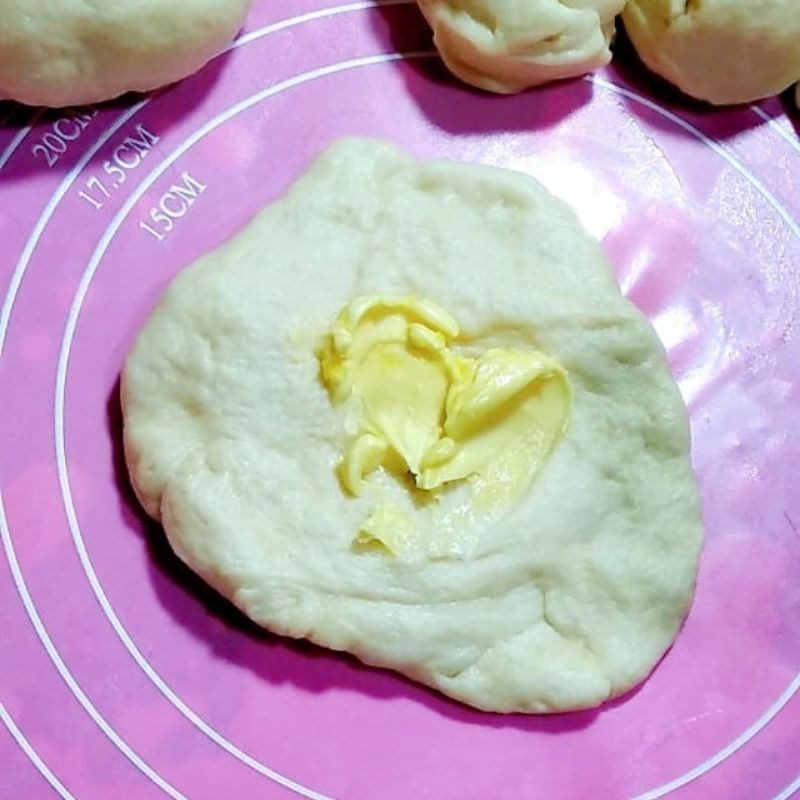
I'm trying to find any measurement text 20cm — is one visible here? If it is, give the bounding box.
[31,107,97,167]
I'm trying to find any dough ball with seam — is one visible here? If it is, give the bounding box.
[623,0,800,105]
[122,138,702,713]
[416,0,627,93]
[0,0,251,107]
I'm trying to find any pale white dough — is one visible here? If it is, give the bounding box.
[623,0,800,105]
[123,138,701,713]
[416,0,626,93]
[0,0,251,107]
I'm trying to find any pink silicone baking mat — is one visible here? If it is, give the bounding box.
[1,2,799,799]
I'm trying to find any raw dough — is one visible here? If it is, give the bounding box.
[416,0,626,93]
[122,138,702,713]
[623,0,800,105]
[0,0,251,107]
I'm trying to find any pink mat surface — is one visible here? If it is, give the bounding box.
[1,2,798,799]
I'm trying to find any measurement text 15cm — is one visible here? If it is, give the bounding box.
[139,172,208,242]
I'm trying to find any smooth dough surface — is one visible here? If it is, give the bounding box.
[416,0,626,93]
[123,138,702,713]
[0,0,251,107]
[623,0,800,105]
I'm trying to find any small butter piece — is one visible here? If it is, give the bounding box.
[317,294,571,551]
[338,433,390,496]
[357,503,417,554]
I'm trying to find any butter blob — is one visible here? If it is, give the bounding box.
[317,295,571,545]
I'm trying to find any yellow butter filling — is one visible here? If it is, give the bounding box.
[317,295,571,552]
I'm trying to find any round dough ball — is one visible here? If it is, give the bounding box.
[416,0,626,93]
[0,0,251,107]
[123,138,701,713]
[623,0,800,105]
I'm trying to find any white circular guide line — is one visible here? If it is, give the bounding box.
[0,700,76,800]
[54,50,435,800]
[0,100,149,359]
[588,75,800,239]
[236,0,414,48]
[0,0,790,176]
[0,110,41,171]
[0,493,187,799]
[752,106,800,155]
[0,0,417,358]
[0,0,416,176]
[631,673,800,800]
[0,7,422,799]
[0,5,795,799]
[57,60,800,800]
[586,72,800,800]
[773,773,800,800]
